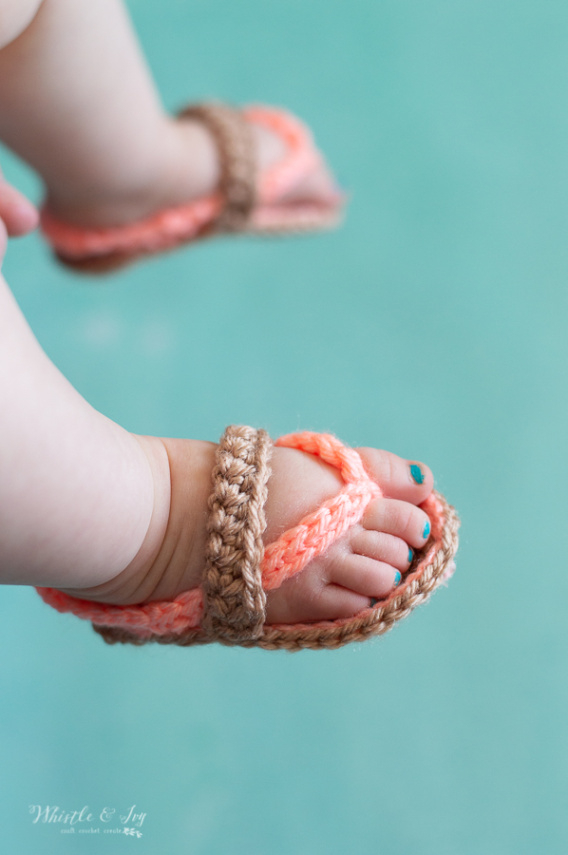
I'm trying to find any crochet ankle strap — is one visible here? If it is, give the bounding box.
[201,425,272,643]
[178,102,257,232]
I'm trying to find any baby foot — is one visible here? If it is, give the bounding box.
[44,108,341,230]
[59,436,434,627]
[263,445,433,624]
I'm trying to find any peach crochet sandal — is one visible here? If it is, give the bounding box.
[39,104,344,274]
[36,427,460,651]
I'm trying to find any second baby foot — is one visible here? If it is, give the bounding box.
[59,437,434,626]
[44,111,340,230]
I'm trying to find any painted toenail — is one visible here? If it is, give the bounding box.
[408,547,414,564]
[393,571,402,587]
[422,519,431,540]
[410,463,425,485]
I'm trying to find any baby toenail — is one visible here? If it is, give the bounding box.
[393,571,402,587]
[408,547,414,564]
[410,463,425,485]
[422,520,431,540]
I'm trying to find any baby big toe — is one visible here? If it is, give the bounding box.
[357,448,434,505]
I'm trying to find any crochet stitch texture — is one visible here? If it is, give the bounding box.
[201,426,272,643]
[36,428,460,651]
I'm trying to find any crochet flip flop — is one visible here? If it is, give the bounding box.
[39,104,344,273]
[36,427,460,651]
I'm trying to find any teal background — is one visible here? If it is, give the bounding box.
[1,0,567,852]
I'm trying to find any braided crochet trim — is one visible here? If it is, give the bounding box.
[36,430,459,651]
[262,432,382,590]
[200,425,272,643]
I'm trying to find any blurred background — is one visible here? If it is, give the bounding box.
[1,0,567,852]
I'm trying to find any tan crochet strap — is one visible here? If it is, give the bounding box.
[178,103,257,232]
[200,425,272,644]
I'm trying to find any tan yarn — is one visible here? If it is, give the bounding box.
[200,425,272,643]
[178,103,257,232]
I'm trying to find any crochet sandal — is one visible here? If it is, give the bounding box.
[40,104,344,273]
[36,427,460,651]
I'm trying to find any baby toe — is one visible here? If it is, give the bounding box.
[265,570,371,624]
[330,553,401,600]
[357,448,433,505]
[350,529,412,571]
[316,583,375,621]
[362,497,432,549]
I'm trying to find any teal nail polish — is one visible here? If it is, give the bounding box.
[422,519,431,540]
[393,571,402,587]
[410,464,424,485]
[408,547,414,564]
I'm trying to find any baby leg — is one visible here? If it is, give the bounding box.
[0,259,162,586]
[0,0,338,234]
